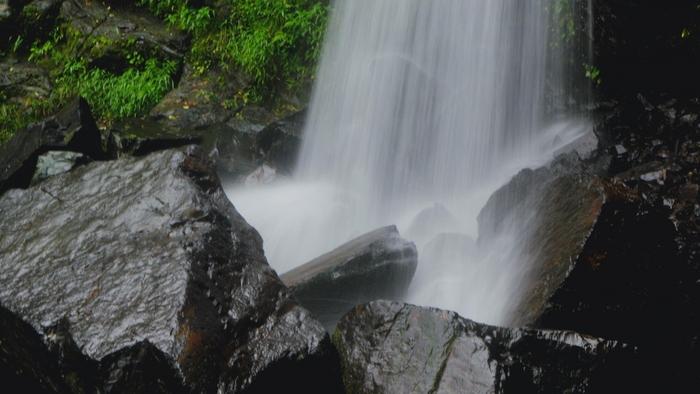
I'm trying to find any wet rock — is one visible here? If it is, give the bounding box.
[0,148,340,393]
[0,97,103,194]
[0,57,52,100]
[487,98,700,386]
[43,318,99,393]
[554,127,600,160]
[614,144,627,155]
[106,118,203,158]
[0,304,72,393]
[333,300,639,393]
[405,203,459,245]
[280,226,417,330]
[254,109,305,174]
[60,0,187,66]
[31,151,86,184]
[99,341,186,394]
[145,65,303,179]
[478,153,607,325]
[149,66,243,133]
[244,164,278,186]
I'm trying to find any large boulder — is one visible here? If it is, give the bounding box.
[479,130,699,388]
[0,147,341,393]
[0,97,104,194]
[280,226,417,330]
[333,300,640,393]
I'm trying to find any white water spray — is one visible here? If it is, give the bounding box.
[226,0,590,326]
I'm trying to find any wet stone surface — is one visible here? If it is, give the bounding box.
[0,147,340,393]
[281,226,417,330]
[333,300,640,394]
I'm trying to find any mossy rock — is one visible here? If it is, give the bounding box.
[59,0,187,68]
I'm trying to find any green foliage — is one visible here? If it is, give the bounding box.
[0,102,27,144]
[57,58,176,121]
[11,36,24,54]
[550,0,577,46]
[140,0,328,102]
[1,23,179,142]
[584,63,602,85]
[166,5,213,34]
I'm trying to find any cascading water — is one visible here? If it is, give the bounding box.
[226,0,591,326]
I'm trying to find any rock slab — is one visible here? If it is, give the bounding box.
[281,226,417,330]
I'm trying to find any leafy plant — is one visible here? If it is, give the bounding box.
[584,63,602,85]
[56,58,177,121]
[166,5,213,33]
[11,36,24,54]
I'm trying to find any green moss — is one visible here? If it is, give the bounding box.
[1,23,179,143]
[139,0,328,103]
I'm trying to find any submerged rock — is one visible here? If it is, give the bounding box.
[0,97,104,195]
[333,300,639,394]
[0,148,340,393]
[280,226,417,330]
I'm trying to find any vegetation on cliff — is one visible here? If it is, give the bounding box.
[0,0,328,144]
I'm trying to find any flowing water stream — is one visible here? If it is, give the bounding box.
[225,0,591,326]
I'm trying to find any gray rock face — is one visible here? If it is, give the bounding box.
[333,301,639,394]
[0,97,103,195]
[280,226,417,330]
[0,58,52,100]
[0,148,340,393]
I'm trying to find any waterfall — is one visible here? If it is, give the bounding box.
[226,0,591,326]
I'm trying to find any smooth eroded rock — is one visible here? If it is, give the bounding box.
[333,300,639,394]
[280,226,417,330]
[0,147,340,393]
